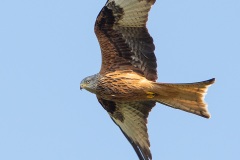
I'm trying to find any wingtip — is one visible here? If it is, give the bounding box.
[209,78,216,84]
[203,78,216,85]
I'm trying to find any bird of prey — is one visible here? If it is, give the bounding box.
[80,0,215,159]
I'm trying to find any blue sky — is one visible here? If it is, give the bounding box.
[0,0,239,159]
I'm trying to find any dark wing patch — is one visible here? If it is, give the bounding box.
[98,98,124,122]
[95,0,157,81]
[98,97,156,160]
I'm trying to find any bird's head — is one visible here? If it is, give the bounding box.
[80,74,99,94]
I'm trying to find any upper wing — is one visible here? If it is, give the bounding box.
[98,98,156,160]
[95,0,157,81]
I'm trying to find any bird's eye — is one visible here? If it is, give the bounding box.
[86,80,90,84]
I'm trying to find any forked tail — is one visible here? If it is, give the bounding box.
[153,78,215,118]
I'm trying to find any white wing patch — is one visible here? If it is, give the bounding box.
[107,0,155,27]
[109,101,154,160]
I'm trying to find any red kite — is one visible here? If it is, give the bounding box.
[80,0,215,159]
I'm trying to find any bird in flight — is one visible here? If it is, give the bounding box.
[80,0,215,159]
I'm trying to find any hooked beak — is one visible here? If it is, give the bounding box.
[80,83,85,90]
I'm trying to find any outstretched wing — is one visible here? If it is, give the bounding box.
[95,0,157,81]
[98,98,155,160]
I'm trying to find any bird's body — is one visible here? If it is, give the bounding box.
[82,70,214,117]
[96,70,154,101]
[80,0,215,159]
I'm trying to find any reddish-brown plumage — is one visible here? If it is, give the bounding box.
[96,70,215,118]
[95,1,157,81]
[80,0,215,160]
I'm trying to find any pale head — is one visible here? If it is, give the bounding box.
[80,74,99,94]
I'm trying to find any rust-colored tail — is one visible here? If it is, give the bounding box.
[153,78,215,118]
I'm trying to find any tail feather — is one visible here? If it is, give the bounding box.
[153,78,215,118]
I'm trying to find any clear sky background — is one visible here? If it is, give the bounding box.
[0,0,239,160]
